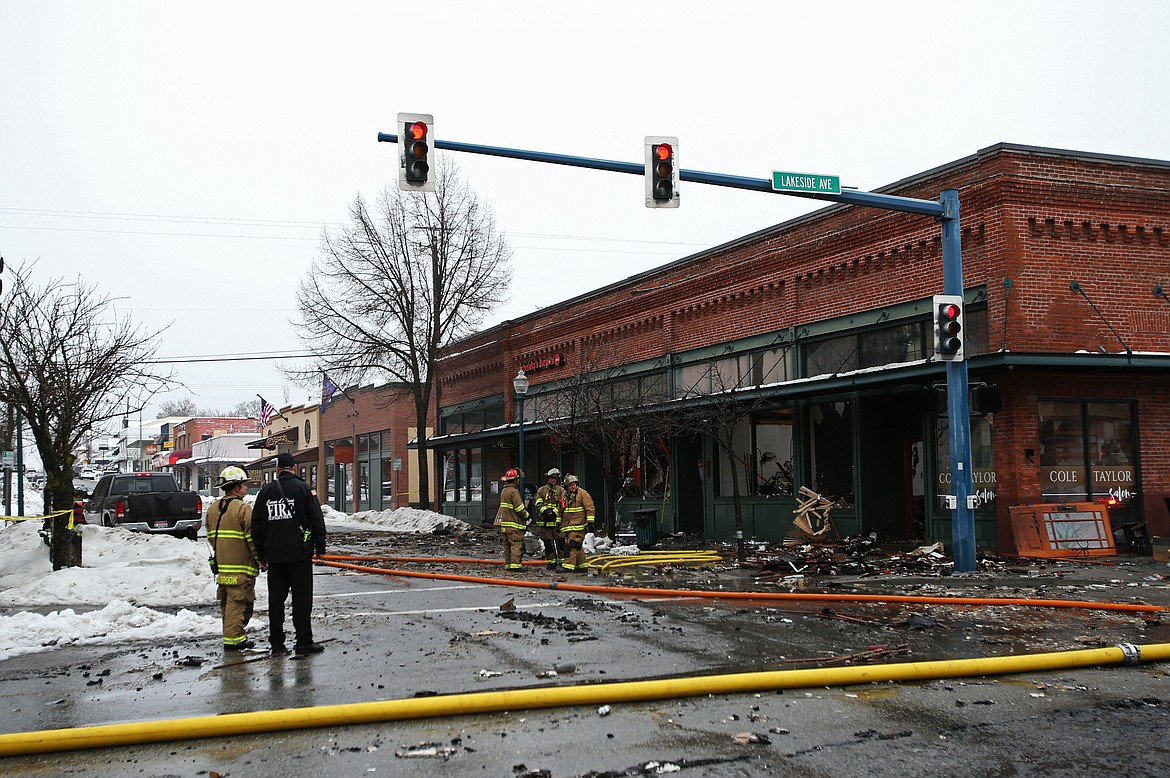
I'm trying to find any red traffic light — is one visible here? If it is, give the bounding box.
[940,303,960,320]
[655,142,673,161]
[409,121,428,141]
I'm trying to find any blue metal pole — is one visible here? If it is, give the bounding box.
[940,189,976,572]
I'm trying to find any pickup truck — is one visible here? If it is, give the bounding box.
[82,473,203,540]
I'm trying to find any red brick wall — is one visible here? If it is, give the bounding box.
[318,383,426,510]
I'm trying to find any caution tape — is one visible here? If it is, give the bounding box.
[1,509,74,527]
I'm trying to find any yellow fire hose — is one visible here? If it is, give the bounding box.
[593,552,723,573]
[0,642,1165,757]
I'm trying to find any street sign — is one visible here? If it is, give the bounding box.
[771,170,841,195]
[1,450,14,468]
[393,458,403,471]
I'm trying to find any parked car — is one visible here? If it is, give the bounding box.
[81,472,203,540]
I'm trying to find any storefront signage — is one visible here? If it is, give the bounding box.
[264,432,296,448]
[1039,467,1134,488]
[144,444,160,455]
[520,353,565,372]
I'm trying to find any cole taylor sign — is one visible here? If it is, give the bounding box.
[520,353,566,373]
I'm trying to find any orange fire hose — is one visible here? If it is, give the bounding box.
[317,557,1167,614]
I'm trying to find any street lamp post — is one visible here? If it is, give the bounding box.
[513,369,529,498]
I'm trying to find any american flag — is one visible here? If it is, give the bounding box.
[259,396,277,427]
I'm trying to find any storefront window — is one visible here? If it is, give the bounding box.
[809,401,854,505]
[1038,400,1137,524]
[326,463,335,503]
[468,448,483,502]
[359,461,370,504]
[619,429,670,499]
[715,412,793,498]
[381,458,394,507]
[756,412,795,496]
[443,451,458,502]
[936,415,997,509]
[338,462,352,511]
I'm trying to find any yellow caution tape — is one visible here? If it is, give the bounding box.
[1,509,75,531]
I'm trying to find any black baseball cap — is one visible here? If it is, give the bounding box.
[276,452,296,469]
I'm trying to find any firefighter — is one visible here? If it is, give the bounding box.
[534,468,566,569]
[560,474,595,573]
[206,465,262,651]
[498,468,529,571]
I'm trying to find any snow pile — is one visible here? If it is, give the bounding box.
[0,601,219,662]
[0,522,222,608]
[324,505,471,534]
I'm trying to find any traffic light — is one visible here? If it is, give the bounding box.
[645,135,679,208]
[933,294,965,361]
[397,112,435,192]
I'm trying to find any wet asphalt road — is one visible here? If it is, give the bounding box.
[2,530,1170,776]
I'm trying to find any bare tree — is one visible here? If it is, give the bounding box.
[0,262,173,521]
[540,343,676,537]
[294,159,512,507]
[158,397,197,417]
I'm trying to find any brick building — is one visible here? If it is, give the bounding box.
[422,143,1170,554]
[317,383,431,514]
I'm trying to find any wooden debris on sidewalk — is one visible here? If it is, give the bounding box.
[785,486,839,545]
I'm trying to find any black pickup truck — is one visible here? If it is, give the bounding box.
[82,473,203,540]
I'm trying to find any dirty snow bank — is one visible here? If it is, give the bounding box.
[323,505,471,534]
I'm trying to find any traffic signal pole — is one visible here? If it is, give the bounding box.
[940,190,977,572]
[377,133,977,572]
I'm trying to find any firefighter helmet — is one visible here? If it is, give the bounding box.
[503,468,520,482]
[217,465,249,488]
[546,468,561,478]
[564,474,579,486]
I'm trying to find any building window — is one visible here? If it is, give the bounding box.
[809,401,854,505]
[1038,400,1137,525]
[714,411,794,498]
[618,429,671,500]
[804,335,858,378]
[860,322,925,369]
[443,451,459,502]
[467,448,484,502]
[936,414,997,510]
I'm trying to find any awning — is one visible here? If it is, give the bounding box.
[247,446,319,470]
[246,426,300,450]
[152,449,191,468]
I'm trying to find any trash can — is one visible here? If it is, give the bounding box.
[631,508,659,550]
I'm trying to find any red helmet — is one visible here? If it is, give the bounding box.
[503,468,519,481]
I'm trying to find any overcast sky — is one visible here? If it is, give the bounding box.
[2,1,1168,426]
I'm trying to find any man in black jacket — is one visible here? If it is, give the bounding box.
[252,452,328,655]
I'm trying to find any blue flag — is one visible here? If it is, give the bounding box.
[322,374,339,413]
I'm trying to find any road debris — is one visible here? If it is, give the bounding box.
[732,731,771,745]
[394,741,458,759]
